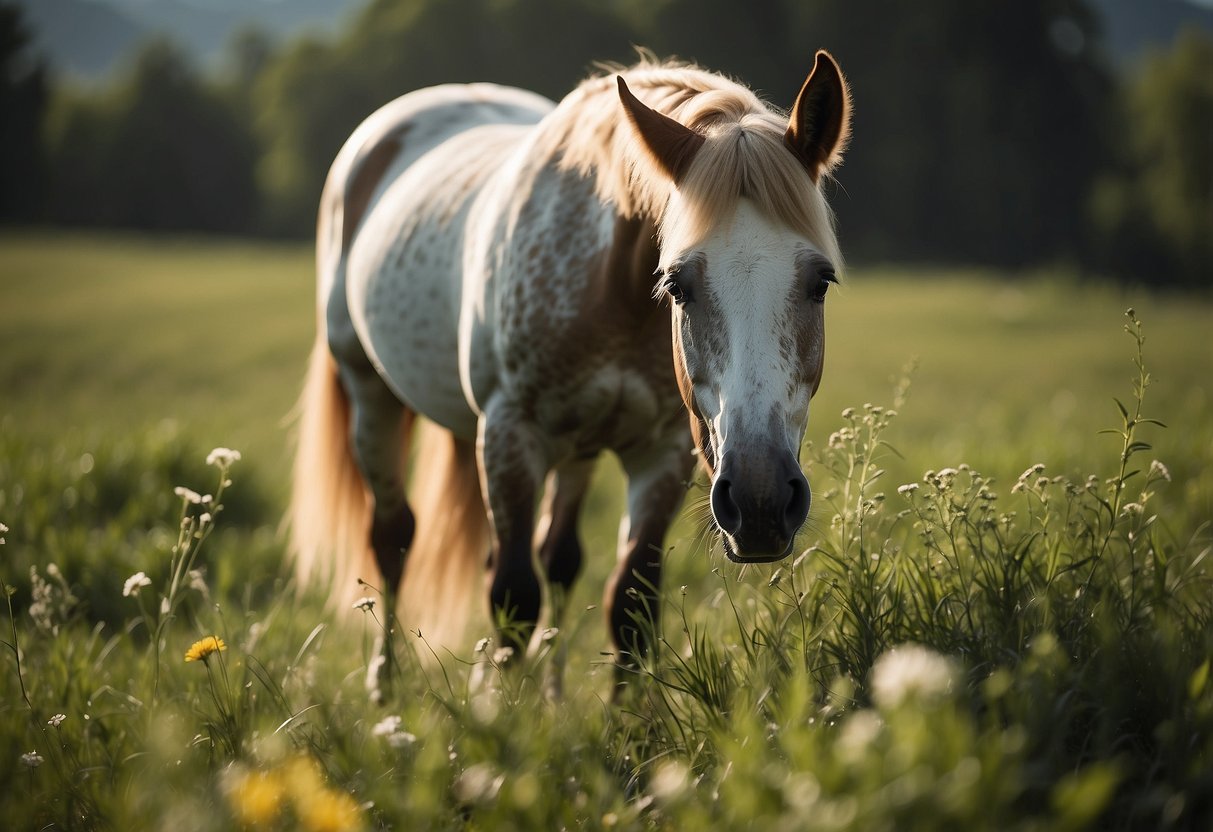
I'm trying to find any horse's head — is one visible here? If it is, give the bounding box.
[618,51,851,563]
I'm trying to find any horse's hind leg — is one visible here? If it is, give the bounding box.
[535,459,593,696]
[338,356,416,700]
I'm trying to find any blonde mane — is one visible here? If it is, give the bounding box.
[536,59,843,268]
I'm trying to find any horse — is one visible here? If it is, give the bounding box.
[289,51,852,694]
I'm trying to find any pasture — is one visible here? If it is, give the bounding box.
[1,233,1211,830]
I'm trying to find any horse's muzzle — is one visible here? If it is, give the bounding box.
[710,450,810,562]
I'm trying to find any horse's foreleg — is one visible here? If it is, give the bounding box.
[606,433,695,691]
[478,401,548,658]
[341,361,415,701]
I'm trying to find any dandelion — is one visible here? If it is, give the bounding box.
[206,447,242,467]
[48,714,66,728]
[352,596,376,613]
[184,635,227,663]
[123,571,152,598]
[870,643,959,709]
[174,486,203,505]
[226,768,284,826]
[21,751,43,768]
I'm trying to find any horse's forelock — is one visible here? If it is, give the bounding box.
[542,62,842,272]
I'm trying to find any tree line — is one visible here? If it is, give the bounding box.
[2,0,1209,286]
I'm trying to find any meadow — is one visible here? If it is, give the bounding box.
[1,233,1211,830]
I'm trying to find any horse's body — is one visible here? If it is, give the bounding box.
[291,55,852,690]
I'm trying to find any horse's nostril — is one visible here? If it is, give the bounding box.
[711,477,742,535]
[782,476,811,537]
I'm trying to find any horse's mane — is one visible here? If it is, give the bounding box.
[535,58,842,267]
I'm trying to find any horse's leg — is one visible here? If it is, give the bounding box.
[339,358,415,700]
[478,401,549,658]
[534,459,594,695]
[605,433,694,692]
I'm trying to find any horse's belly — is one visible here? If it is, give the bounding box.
[346,200,475,437]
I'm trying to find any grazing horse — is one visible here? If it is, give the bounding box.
[289,52,851,690]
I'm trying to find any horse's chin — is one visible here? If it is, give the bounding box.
[720,534,796,564]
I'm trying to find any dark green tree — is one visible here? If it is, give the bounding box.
[0,2,47,222]
[1092,28,1213,287]
[45,39,259,233]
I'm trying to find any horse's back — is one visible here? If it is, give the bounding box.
[318,83,554,303]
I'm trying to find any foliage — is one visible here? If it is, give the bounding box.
[0,1,47,221]
[13,0,1209,284]
[2,309,1211,830]
[43,38,259,233]
[1091,28,1213,288]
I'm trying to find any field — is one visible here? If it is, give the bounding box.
[2,233,1211,830]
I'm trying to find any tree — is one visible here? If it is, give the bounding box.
[1092,29,1213,287]
[0,2,47,222]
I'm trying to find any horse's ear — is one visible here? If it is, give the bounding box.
[785,50,852,182]
[617,76,705,184]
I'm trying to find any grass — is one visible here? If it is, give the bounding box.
[1,233,1212,830]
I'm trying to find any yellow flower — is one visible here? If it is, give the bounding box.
[184,636,227,663]
[298,787,363,832]
[227,769,284,826]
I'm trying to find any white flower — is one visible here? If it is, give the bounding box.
[870,643,959,709]
[352,596,376,612]
[540,627,559,641]
[897,483,919,496]
[474,637,491,654]
[123,572,152,598]
[48,714,66,728]
[1148,460,1172,482]
[1121,502,1145,516]
[492,645,514,665]
[206,447,242,467]
[837,710,884,760]
[371,715,417,748]
[0,521,8,544]
[173,486,203,505]
[21,751,43,768]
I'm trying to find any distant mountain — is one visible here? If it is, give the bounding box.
[1092,0,1213,65]
[11,0,1213,81]
[12,0,362,79]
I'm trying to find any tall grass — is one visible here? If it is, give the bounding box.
[2,310,1210,831]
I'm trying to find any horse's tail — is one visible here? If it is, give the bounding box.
[398,420,490,651]
[288,335,375,607]
[289,332,488,648]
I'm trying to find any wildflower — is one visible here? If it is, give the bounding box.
[474,637,491,654]
[188,569,209,596]
[1149,460,1172,482]
[174,486,203,505]
[870,643,959,709]
[298,787,363,832]
[226,768,284,826]
[1121,502,1145,516]
[454,763,504,804]
[21,751,43,768]
[371,715,417,749]
[352,596,376,612]
[48,714,66,728]
[123,571,152,598]
[0,521,7,544]
[540,627,560,641]
[206,447,242,467]
[837,710,884,761]
[492,645,514,665]
[184,636,227,663]
[650,760,690,800]
[897,482,919,496]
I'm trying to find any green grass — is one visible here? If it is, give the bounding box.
[1,233,1212,830]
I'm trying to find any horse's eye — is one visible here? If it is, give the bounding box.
[810,271,836,303]
[658,268,692,306]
